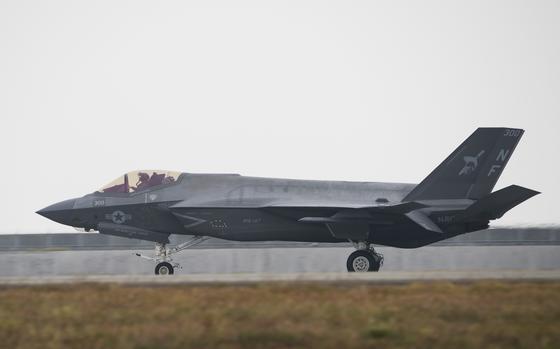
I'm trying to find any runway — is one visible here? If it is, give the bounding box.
[1,245,559,277]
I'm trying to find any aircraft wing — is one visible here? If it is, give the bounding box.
[171,199,427,241]
[170,199,425,213]
[269,201,425,213]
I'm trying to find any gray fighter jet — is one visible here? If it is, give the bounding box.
[37,128,539,275]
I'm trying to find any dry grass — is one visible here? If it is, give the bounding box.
[1,281,559,349]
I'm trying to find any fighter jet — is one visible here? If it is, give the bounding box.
[37,127,539,275]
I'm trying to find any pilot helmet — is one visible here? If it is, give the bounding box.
[138,172,149,181]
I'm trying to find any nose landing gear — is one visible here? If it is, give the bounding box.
[155,261,174,275]
[135,236,209,275]
[347,242,383,272]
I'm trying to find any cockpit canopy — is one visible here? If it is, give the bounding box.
[99,170,181,193]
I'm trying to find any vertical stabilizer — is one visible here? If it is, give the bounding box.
[404,128,524,201]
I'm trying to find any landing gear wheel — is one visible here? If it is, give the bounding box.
[155,262,174,275]
[370,252,383,272]
[347,250,380,272]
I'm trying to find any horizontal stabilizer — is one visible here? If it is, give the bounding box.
[405,210,443,233]
[462,185,540,220]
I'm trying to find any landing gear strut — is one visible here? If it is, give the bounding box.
[135,236,209,275]
[346,242,383,272]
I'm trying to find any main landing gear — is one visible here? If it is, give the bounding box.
[346,241,383,272]
[135,236,209,275]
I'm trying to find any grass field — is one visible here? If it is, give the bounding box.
[1,281,559,349]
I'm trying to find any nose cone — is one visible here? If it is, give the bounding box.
[36,198,77,225]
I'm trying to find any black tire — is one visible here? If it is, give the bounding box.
[155,262,174,275]
[370,252,383,272]
[347,250,377,272]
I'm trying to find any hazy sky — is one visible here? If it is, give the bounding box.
[1,0,558,233]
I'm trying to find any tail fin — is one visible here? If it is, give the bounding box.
[404,128,524,201]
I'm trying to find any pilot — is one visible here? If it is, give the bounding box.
[133,172,150,191]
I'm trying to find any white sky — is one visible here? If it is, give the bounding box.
[1,0,558,233]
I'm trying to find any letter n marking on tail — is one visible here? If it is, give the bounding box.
[488,149,511,176]
[496,149,510,162]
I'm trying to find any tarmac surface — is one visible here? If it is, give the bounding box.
[1,270,559,286]
[1,246,559,277]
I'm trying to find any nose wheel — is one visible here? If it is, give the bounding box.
[155,262,174,275]
[347,242,383,272]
